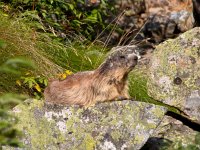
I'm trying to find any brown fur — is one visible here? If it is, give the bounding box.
[44,46,140,106]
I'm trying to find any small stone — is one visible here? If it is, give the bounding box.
[173,77,182,85]
[189,56,196,64]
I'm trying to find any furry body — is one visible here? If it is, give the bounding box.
[44,46,140,106]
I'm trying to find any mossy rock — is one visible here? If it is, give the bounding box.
[143,115,200,150]
[4,99,166,150]
[148,27,200,123]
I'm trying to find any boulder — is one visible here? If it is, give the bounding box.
[5,99,166,150]
[148,27,200,123]
[142,115,200,149]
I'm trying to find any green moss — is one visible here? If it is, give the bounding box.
[133,134,145,145]
[6,98,167,149]
[14,100,65,150]
[150,107,165,118]
[111,130,122,141]
[147,28,200,110]
[78,134,96,150]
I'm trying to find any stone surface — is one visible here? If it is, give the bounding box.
[99,0,194,45]
[144,0,194,43]
[5,99,166,150]
[148,27,200,123]
[142,115,200,149]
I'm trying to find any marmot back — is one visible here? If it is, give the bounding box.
[44,46,140,107]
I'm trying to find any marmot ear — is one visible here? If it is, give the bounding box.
[134,50,141,60]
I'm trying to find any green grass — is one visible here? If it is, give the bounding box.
[0,11,107,94]
[0,12,65,94]
[0,13,63,75]
[36,33,107,72]
[129,68,151,102]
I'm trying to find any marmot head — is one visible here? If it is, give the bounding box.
[98,45,141,74]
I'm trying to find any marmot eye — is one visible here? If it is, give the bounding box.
[134,56,138,61]
[120,55,125,59]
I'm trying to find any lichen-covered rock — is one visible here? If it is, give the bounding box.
[148,27,200,123]
[5,99,166,150]
[142,116,200,149]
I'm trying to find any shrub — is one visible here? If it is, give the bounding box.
[3,0,115,40]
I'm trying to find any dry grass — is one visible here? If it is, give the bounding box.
[0,14,64,76]
[0,13,64,93]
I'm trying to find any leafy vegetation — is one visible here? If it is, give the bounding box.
[2,0,115,40]
[0,40,35,147]
[37,33,107,72]
[0,93,25,148]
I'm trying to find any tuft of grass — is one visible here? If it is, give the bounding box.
[129,67,153,102]
[36,33,107,72]
[0,12,63,76]
[0,12,63,94]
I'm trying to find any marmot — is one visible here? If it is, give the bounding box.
[44,46,141,107]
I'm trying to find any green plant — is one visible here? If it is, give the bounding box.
[0,40,35,147]
[0,12,63,76]
[5,0,115,40]
[129,68,151,102]
[0,93,26,148]
[0,57,35,75]
[18,76,48,99]
[16,69,75,99]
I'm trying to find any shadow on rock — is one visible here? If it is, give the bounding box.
[141,137,172,150]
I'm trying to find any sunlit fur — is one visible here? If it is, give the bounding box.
[44,46,140,107]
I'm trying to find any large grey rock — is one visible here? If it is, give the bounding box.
[143,115,200,149]
[148,27,200,123]
[6,99,166,150]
